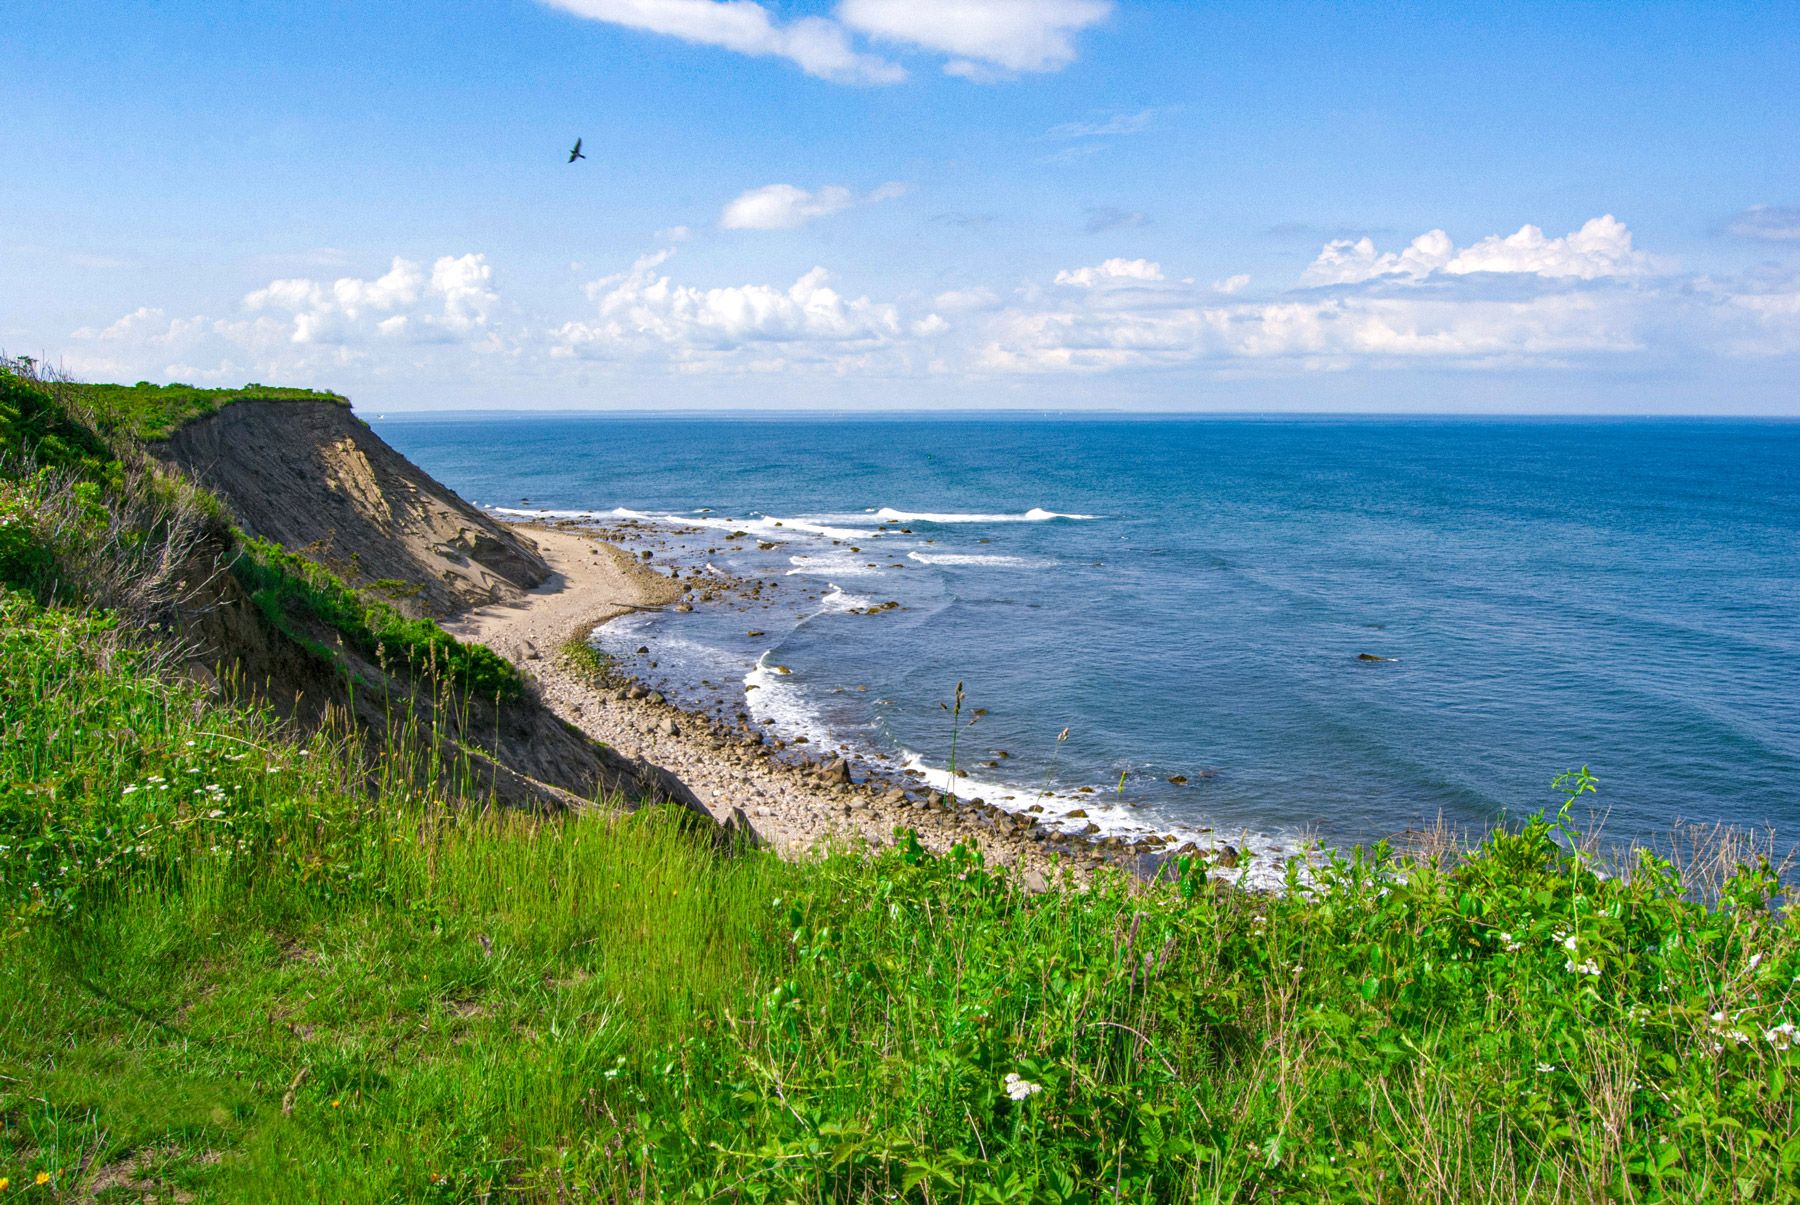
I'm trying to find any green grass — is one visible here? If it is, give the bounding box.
[5,578,1800,1201]
[232,534,522,702]
[77,379,348,443]
[4,360,1799,1201]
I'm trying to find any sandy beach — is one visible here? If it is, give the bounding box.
[445,521,1204,884]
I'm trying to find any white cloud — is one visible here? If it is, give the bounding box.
[540,0,1109,84]
[64,253,507,386]
[245,254,498,345]
[1048,108,1157,140]
[934,287,1000,311]
[720,181,906,230]
[1724,204,1800,243]
[54,219,1800,400]
[1303,217,1649,286]
[540,0,904,84]
[554,248,937,374]
[839,0,1111,76]
[1053,258,1164,288]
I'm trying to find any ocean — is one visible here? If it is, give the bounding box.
[375,413,1800,858]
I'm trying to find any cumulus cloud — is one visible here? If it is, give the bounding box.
[539,0,904,84]
[1053,258,1164,288]
[553,247,939,374]
[838,0,1112,77]
[977,284,1646,374]
[245,254,499,344]
[64,252,507,385]
[1725,204,1800,242]
[1213,274,1251,295]
[720,181,907,230]
[1303,216,1649,286]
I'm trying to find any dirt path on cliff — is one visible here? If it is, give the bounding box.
[445,523,1096,884]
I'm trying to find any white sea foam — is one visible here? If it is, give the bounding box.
[743,652,835,745]
[906,552,1051,568]
[787,553,887,579]
[894,750,1307,891]
[489,505,605,520]
[876,506,1097,524]
[819,585,877,612]
[501,504,880,543]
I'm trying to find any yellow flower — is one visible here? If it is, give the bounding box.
[36,1172,52,1185]
[0,1176,10,1190]
[331,1099,342,1108]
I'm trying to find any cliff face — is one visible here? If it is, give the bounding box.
[156,399,547,619]
[149,399,706,820]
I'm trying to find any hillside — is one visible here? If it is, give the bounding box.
[1,369,700,815]
[4,362,1798,1203]
[155,397,550,619]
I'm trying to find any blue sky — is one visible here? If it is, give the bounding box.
[4,1,1798,412]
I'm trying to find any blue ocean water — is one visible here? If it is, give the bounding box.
[376,414,1800,855]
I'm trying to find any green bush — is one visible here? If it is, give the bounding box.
[234,535,521,701]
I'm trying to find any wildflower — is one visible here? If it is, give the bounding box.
[1535,1063,1555,1073]
[1557,931,1577,953]
[1002,1072,1043,1101]
[1747,953,1763,974]
[208,809,225,819]
[123,784,138,795]
[0,1177,9,1190]
[36,1172,52,1185]
[1498,931,1522,952]
[1765,1021,1798,1051]
[1565,958,1600,976]
[331,1099,342,1108]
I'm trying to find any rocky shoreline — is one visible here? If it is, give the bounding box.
[448,519,1260,888]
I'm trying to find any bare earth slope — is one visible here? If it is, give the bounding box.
[156,399,548,618]
[151,400,708,820]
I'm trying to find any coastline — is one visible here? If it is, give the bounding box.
[447,519,1246,886]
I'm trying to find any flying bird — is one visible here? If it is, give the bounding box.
[568,138,586,163]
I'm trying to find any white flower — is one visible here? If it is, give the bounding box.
[207,809,225,819]
[1559,932,1578,953]
[1002,1072,1043,1101]
[1747,953,1763,974]
[1566,958,1601,976]
[1498,931,1523,952]
[1536,1063,1556,1073]
[1765,1021,1798,1051]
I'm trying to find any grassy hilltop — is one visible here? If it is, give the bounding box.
[2,361,1798,1202]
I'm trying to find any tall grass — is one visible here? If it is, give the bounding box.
[6,589,1798,1200]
